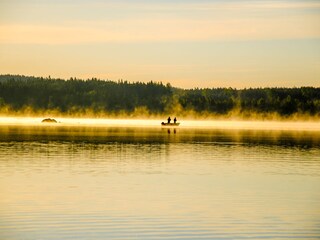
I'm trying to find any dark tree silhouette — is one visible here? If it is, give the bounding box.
[0,75,319,117]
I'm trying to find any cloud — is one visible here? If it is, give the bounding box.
[78,0,320,12]
[0,0,319,45]
[1,13,319,45]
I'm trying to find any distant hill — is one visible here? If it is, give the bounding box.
[0,74,319,118]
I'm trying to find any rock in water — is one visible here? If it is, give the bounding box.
[41,118,57,123]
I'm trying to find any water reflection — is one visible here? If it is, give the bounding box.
[0,125,320,240]
[0,125,319,148]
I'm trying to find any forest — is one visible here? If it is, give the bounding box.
[0,74,320,119]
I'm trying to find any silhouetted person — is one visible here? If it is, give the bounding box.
[167,117,171,123]
[174,117,177,124]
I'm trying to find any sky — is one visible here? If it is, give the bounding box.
[0,0,319,89]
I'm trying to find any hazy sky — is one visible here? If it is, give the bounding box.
[0,0,319,88]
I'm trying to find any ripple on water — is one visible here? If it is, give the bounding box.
[0,125,320,239]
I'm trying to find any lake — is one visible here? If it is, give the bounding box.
[0,119,320,239]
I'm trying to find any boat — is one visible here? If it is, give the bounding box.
[161,122,180,126]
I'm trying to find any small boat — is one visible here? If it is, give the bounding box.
[161,122,180,126]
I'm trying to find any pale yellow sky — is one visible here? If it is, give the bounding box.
[0,0,319,88]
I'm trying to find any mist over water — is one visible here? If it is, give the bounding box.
[0,119,320,239]
[0,116,319,131]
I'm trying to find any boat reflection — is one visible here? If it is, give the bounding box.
[166,128,177,134]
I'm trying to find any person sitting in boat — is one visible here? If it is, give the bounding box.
[167,117,171,124]
[174,117,177,124]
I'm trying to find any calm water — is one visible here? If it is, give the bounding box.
[0,123,320,239]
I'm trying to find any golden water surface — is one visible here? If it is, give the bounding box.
[0,118,320,239]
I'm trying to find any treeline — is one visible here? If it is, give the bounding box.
[0,75,319,118]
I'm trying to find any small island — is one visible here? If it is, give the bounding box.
[41,118,57,123]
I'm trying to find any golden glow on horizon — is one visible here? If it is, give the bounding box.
[0,117,319,131]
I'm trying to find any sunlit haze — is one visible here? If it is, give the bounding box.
[0,117,319,132]
[0,0,319,88]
